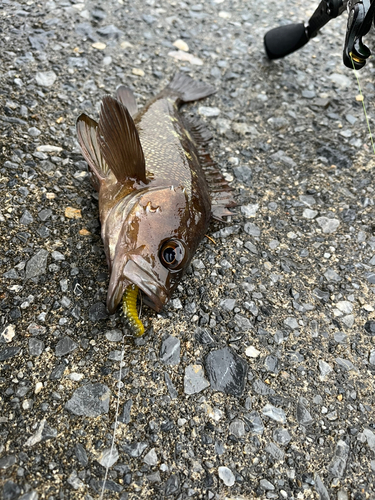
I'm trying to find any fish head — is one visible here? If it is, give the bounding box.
[105,184,207,314]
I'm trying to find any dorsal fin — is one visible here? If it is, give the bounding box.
[97,96,146,184]
[76,113,110,190]
[116,85,138,117]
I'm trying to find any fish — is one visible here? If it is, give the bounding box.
[76,73,235,331]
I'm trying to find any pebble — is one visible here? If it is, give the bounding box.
[25,419,57,447]
[143,448,158,466]
[259,479,275,491]
[168,50,203,65]
[0,324,16,343]
[245,346,260,358]
[314,474,330,500]
[262,404,286,424]
[35,71,57,87]
[184,365,210,394]
[160,335,180,365]
[55,336,77,357]
[118,399,132,424]
[328,440,350,477]
[205,347,248,397]
[25,249,49,279]
[198,106,221,117]
[273,428,291,446]
[65,383,111,417]
[303,208,318,219]
[173,39,189,52]
[123,441,148,458]
[241,203,259,218]
[296,399,314,426]
[218,466,235,486]
[75,443,88,467]
[97,447,119,468]
[316,216,340,233]
[233,166,252,186]
[219,298,236,311]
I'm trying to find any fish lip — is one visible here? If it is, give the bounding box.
[106,258,168,314]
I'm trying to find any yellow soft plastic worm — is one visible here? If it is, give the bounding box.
[122,285,145,336]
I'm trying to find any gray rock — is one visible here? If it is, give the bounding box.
[88,302,108,321]
[273,428,291,446]
[324,268,342,282]
[244,411,264,435]
[265,442,284,461]
[314,473,330,500]
[316,217,340,233]
[20,210,34,225]
[35,70,57,87]
[0,347,21,362]
[205,347,248,397]
[219,298,236,311]
[123,441,148,457]
[296,399,314,426]
[28,127,41,137]
[318,360,333,378]
[28,338,44,357]
[328,440,349,477]
[105,329,123,342]
[143,448,158,466]
[164,473,180,496]
[363,428,375,452]
[218,466,235,486]
[118,399,132,424]
[75,443,88,466]
[259,478,275,491]
[233,165,252,185]
[65,383,111,417]
[160,335,180,365]
[25,419,57,447]
[18,492,39,500]
[97,447,119,468]
[234,313,252,331]
[184,364,210,394]
[229,419,245,438]
[335,357,358,372]
[25,249,49,279]
[164,373,178,399]
[55,336,77,357]
[262,404,286,424]
[0,455,16,469]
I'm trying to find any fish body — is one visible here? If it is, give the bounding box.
[77,74,235,316]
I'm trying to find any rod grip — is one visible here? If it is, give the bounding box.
[264,23,309,60]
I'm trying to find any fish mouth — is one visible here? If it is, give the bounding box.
[107,257,169,314]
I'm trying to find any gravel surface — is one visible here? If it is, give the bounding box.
[1,1,375,499]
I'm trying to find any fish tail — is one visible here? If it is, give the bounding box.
[165,73,216,106]
[122,285,145,336]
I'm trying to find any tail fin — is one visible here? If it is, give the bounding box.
[165,73,216,105]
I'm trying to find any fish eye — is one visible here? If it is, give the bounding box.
[160,240,186,270]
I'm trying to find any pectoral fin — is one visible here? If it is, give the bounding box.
[76,113,110,189]
[98,96,146,184]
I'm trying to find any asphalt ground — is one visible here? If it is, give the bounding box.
[1,1,375,499]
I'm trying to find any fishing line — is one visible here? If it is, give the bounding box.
[350,53,375,154]
[99,338,125,500]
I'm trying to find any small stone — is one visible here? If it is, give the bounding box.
[168,50,203,65]
[35,71,57,87]
[316,217,340,233]
[25,419,57,447]
[245,346,261,358]
[284,317,299,330]
[336,301,353,314]
[160,335,180,365]
[244,221,260,236]
[28,338,44,357]
[229,419,245,438]
[219,298,236,311]
[265,442,284,461]
[260,479,275,491]
[89,302,108,321]
[363,428,375,452]
[296,399,314,426]
[318,360,333,379]
[2,481,21,500]
[164,373,178,399]
[75,443,88,466]
[97,447,119,468]
[25,249,49,279]
[118,399,132,424]
[92,42,106,50]
[198,106,220,117]
[65,207,82,219]
[0,347,21,362]
[232,122,258,136]
[123,441,148,458]
[0,455,16,469]
[273,428,291,446]
[173,39,189,52]
[218,466,235,486]
[65,383,111,417]
[303,209,318,219]
[314,474,330,500]
[36,145,62,153]
[244,411,264,434]
[0,324,16,343]
[205,347,248,396]
[262,404,286,424]
[132,68,145,77]
[324,268,341,282]
[55,336,78,357]
[234,314,251,331]
[67,471,85,490]
[28,127,41,137]
[20,210,34,225]
[164,473,180,496]
[328,440,350,477]
[105,329,123,342]
[233,166,253,188]
[143,448,158,466]
[184,365,210,394]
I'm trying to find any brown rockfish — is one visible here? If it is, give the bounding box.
[76,74,235,330]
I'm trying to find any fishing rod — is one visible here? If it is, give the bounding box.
[264,0,375,70]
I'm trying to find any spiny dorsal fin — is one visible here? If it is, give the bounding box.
[76,113,110,189]
[116,85,138,117]
[166,73,216,105]
[97,96,146,184]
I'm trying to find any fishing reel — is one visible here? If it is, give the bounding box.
[264,0,375,70]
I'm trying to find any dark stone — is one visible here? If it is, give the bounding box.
[233,165,252,185]
[89,302,108,321]
[55,336,78,357]
[317,145,352,169]
[49,362,67,380]
[164,473,180,496]
[75,443,88,467]
[0,347,21,362]
[164,373,178,399]
[159,335,180,365]
[65,383,111,417]
[118,399,133,424]
[205,347,248,396]
[2,480,21,500]
[0,455,16,469]
[28,338,44,356]
[123,441,148,458]
[364,321,375,336]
